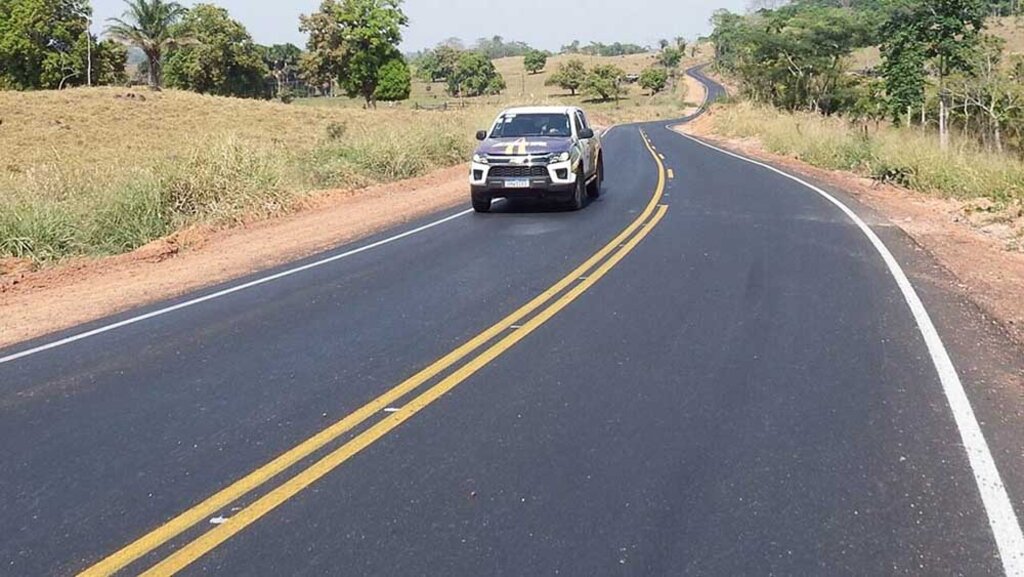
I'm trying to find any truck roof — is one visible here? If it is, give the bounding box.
[499,106,579,116]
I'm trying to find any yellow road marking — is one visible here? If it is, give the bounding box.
[81,129,668,576]
[143,204,669,576]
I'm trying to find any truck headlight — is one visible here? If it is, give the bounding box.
[472,154,488,164]
[553,151,571,163]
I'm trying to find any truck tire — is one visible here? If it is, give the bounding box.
[472,197,492,213]
[587,156,604,199]
[567,171,585,211]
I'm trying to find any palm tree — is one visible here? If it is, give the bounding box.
[105,0,188,90]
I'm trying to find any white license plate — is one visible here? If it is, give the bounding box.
[504,179,530,189]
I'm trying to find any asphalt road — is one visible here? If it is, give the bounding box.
[2,68,1024,576]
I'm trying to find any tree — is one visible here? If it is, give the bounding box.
[163,4,268,98]
[658,38,670,50]
[300,0,408,108]
[583,64,625,102]
[93,39,129,86]
[523,49,547,74]
[545,58,586,95]
[675,36,688,52]
[374,55,410,101]
[106,0,189,90]
[262,43,302,98]
[880,4,927,125]
[917,0,986,150]
[0,0,92,89]
[446,50,505,97]
[658,46,683,69]
[474,35,532,59]
[639,66,669,94]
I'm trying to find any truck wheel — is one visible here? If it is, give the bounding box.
[472,197,492,213]
[587,157,604,199]
[567,171,585,211]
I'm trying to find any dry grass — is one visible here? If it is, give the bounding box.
[0,87,493,263]
[708,101,1024,203]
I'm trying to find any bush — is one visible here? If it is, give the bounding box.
[374,58,412,102]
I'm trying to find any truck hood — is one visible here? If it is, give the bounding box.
[476,137,573,157]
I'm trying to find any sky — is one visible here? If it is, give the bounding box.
[90,0,747,52]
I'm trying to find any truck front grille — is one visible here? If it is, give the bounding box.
[488,166,548,178]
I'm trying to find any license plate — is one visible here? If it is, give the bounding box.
[504,179,530,189]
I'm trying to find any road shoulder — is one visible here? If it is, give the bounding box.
[0,165,470,349]
[675,116,1024,351]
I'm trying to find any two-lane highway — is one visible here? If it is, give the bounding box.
[2,69,1023,576]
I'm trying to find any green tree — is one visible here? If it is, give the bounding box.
[639,66,668,94]
[262,43,302,98]
[523,49,547,74]
[918,0,986,149]
[0,0,92,89]
[374,55,410,101]
[544,58,586,95]
[880,4,927,125]
[299,0,408,108]
[93,39,129,86]
[106,0,189,90]
[658,46,682,69]
[163,4,268,98]
[446,50,505,96]
[583,64,625,102]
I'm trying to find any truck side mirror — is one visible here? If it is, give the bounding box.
[475,130,488,141]
[579,128,595,139]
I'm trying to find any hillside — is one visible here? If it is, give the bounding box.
[0,87,491,263]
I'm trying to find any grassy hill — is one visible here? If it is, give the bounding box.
[0,87,492,262]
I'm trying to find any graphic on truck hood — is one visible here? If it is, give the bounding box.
[477,137,573,157]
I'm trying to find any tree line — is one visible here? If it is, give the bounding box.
[709,0,1024,154]
[0,0,417,105]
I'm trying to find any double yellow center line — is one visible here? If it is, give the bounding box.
[81,129,669,576]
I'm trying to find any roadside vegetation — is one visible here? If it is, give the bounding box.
[0,88,490,262]
[704,1,1024,223]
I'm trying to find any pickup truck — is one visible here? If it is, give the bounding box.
[469,106,604,213]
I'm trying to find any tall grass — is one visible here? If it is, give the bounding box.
[0,88,491,264]
[710,102,1024,203]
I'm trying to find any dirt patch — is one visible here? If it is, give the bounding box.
[0,165,470,349]
[678,114,1024,347]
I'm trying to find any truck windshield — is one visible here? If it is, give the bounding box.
[490,113,572,138]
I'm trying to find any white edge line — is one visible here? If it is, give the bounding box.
[674,130,1024,575]
[0,208,475,365]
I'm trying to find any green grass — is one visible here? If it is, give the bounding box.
[709,101,1024,204]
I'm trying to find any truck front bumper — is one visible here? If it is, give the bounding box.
[469,160,577,201]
